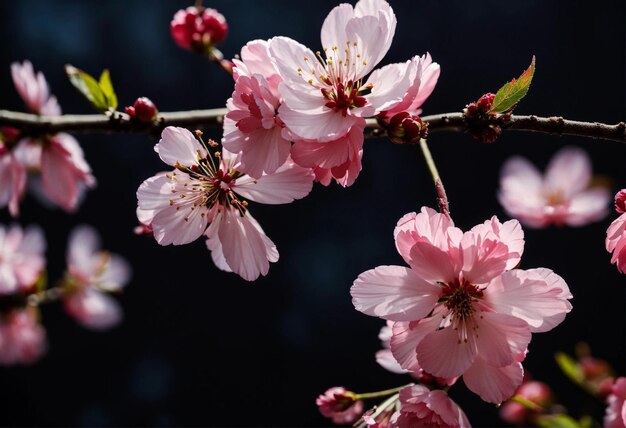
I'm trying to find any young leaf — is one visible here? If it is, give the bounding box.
[554,351,584,385]
[99,69,118,110]
[65,65,116,112]
[489,56,536,114]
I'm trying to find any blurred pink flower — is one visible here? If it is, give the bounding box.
[0,224,45,295]
[499,380,553,425]
[604,377,626,428]
[170,6,228,53]
[11,60,61,116]
[316,386,364,425]
[351,207,572,404]
[223,40,291,178]
[0,308,47,366]
[137,126,314,281]
[390,384,470,428]
[607,190,626,274]
[63,225,131,330]
[266,0,418,186]
[499,147,610,228]
[8,61,95,215]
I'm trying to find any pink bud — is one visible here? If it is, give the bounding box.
[614,189,626,213]
[386,112,428,145]
[126,97,158,123]
[0,127,21,145]
[316,387,364,425]
[170,6,228,54]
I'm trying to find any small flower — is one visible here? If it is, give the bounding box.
[0,308,47,366]
[11,61,60,116]
[0,224,45,295]
[316,386,364,425]
[351,207,572,404]
[62,225,131,330]
[390,384,471,428]
[499,380,553,425]
[604,377,626,428]
[170,6,228,54]
[499,147,611,228]
[125,97,159,123]
[137,127,314,281]
[222,40,290,178]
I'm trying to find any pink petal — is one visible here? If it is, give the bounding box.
[233,160,314,205]
[407,241,457,284]
[463,358,524,404]
[364,60,412,113]
[292,139,351,170]
[0,150,26,217]
[427,389,472,427]
[345,15,389,78]
[390,316,441,372]
[375,349,406,374]
[320,3,354,53]
[64,288,122,330]
[416,323,477,379]
[205,217,233,273]
[410,53,440,113]
[67,225,101,276]
[458,231,510,284]
[155,127,207,168]
[278,104,360,142]
[268,36,318,87]
[215,208,279,281]
[354,0,396,64]
[351,265,440,321]
[470,217,524,270]
[565,187,611,226]
[544,147,592,198]
[230,127,292,178]
[473,312,531,368]
[99,254,132,291]
[238,39,279,80]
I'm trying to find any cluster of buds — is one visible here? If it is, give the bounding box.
[170,5,228,55]
[125,97,158,123]
[384,112,428,145]
[463,92,506,143]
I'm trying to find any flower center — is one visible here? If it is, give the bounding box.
[440,279,483,321]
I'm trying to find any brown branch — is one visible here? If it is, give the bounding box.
[0,109,624,143]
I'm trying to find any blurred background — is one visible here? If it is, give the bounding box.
[0,0,624,425]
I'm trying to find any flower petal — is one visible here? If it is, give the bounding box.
[544,147,591,198]
[155,127,207,168]
[463,358,524,404]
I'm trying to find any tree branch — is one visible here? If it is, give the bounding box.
[0,109,624,143]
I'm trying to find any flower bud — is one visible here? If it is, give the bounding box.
[170,6,228,54]
[316,386,364,425]
[386,112,428,145]
[125,97,158,123]
[0,127,21,145]
[614,189,626,214]
[464,93,505,144]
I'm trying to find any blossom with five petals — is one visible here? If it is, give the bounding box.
[351,207,572,403]
[137,127,314,281]
[62,225,132,330]
[499,147,610,228]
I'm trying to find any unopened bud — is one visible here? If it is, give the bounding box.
[316,387,364,425]
[614,189,626,213]
[126,97,158,123]
[386,112,428,145]
[171,6,228,54]
[0,127,21,145]
[464,93,504,144]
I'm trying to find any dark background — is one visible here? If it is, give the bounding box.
[0,0,624,426]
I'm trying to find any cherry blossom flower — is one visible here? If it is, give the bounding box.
[0,224,45,295]
[499,147,610,228]
[607,190,626,274]
[170,6,228,53]
[222,40,291,178]
[267,0,425,185]
[8,61,95,215]
[316,386,364,425]
[605,377,626,428]
[137,126,314,281]
[62,225,131,330]
[351,207,572,404]
[0,308,47,366]
[390,384,470,428]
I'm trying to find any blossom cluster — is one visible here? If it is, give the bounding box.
[0,61,95,216]
[0,224,130,365]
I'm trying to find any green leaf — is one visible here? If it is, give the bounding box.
[555,351,584,385]
[537,414,583,428]
[489,56,535,114]
[65,64,116,112]
[98,69,118,110]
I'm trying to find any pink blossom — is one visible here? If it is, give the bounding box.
[605,377,626,428]
[390,384,470,428]
[137,127,314,281]
[223,40,291,178]
[0,224,45,295]
[499,380,553,425]
[607,190,626,274]
[62,225,131,330]
[351,207,572,404]
[0,308,47,365]
[0,143,26,217]
[11,61,61,116]
[171,6,228,53]
[316,386,364,425]
[499,147,610,228]
[266,0,418,185]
